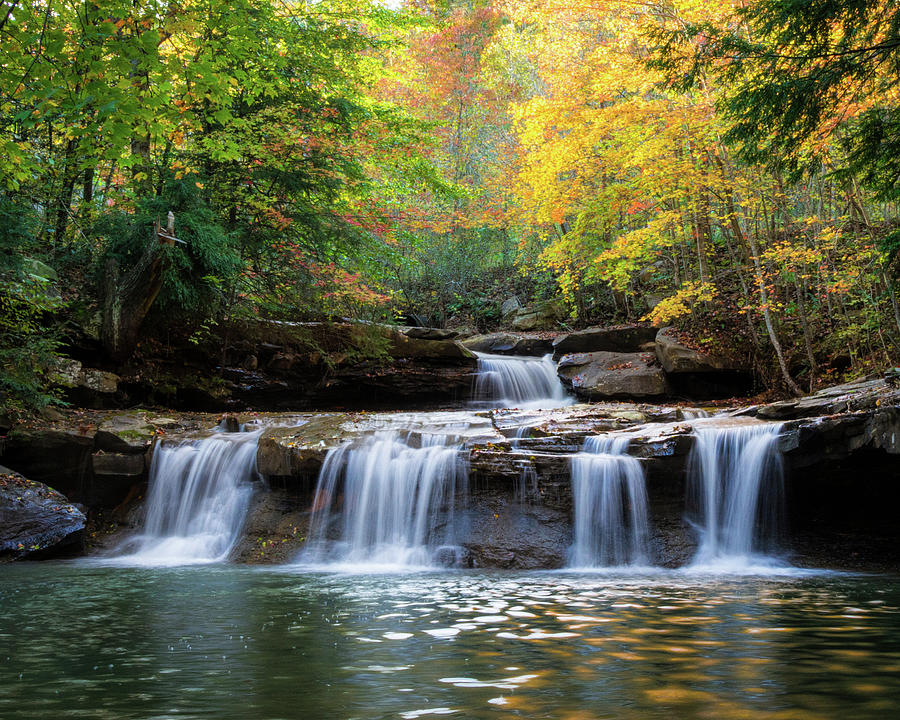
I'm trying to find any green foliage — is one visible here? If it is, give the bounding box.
[0,199,63,412]
[92,183,239,326]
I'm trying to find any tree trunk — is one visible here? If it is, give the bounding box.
[101,215,175,361]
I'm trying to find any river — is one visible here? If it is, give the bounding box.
[2,564,899,719]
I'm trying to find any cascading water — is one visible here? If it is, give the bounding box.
[568,436,651,568]
[687,422,785,566]
[472,353,573,409]
[304,430,467,568]
[112,430,261,565]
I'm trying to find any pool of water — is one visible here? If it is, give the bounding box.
[1,565,899,719]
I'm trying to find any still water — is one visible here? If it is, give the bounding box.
[2,566,899,719]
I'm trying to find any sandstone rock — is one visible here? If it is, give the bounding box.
[552,325,658,356]
[654,327,734,373]
[0,465,85,559]
[463,333,520,354]
[510,299,567,331]
[462,333,554,356]
[402,327,459,341]
[97,413,158,451]
[92,452,145,478]
[1,429,94,497]
[386,332,476,365]
[80,369,119,394]
[267,353,297,372]
[501,296,520,318]
[52,359,119,394]
[557,351,669,400]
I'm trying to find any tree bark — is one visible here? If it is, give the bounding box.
[101,215,175,361]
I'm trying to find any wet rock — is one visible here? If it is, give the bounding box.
[257,416,344,478]
[460,490,571,569]
[218,414,241,433]
[231,489,312,564]
[552,325,657,357]
[0,465,85,559]
[557,351,668,400]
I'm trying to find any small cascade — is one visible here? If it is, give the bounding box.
[568,436,651,568]
[304,431,467,568]
[472,353,573,409]
[687,422,785,565]
[113,430,261,565]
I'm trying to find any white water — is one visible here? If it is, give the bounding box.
[472,353,573,409]
[568,435,651,568]
[303,431,467,569]
[111,431,261,566]
[687,422,785,568]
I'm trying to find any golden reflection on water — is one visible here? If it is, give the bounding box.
[2,567,900,719]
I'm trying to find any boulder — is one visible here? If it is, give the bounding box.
[386,332,476,365]
[52,359,121,408]
[557,351,669,400]
[402,327,459,341]
[500,296,521,318]
[0,465,85,559]
[462,333,553,356]
[552,325,658,357]
[509,299,567,331]
[654,327,733,373]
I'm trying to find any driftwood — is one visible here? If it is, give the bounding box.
[101,212,178,361]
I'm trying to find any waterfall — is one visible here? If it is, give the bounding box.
[568,436,651,568]
[472,353,573,409]
[304,431,467,569]
[113,430,261,565]
[687,422,785,565]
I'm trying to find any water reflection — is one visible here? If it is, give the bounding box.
[1,566,899,719]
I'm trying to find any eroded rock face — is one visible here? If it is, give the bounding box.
[557,351,669,400]
[552,325,657,357]
[0,466,86,559]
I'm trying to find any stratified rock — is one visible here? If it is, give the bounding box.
[755,377,899,420]
[464,333,521,354]
[462,333,553,356]
[386,331,476,364]
[557,351,669,400]
[0,465,85,559]
[402,327,459,341]
[552,325,658,357]
[654,327,733,373]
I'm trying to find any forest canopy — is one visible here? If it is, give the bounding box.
[1,0,899,409]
